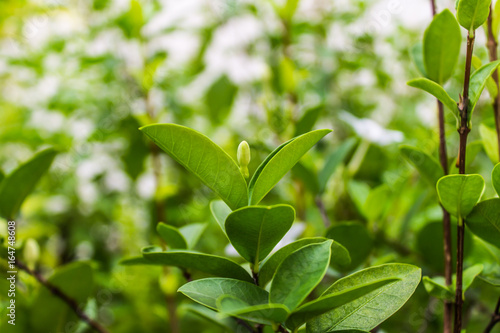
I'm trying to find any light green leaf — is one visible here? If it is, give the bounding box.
[307,264,421,332]
[248,129,332,205]
[362,184,390,221]
[436,174,485,218]
[225,205,295,265]
[30,262,93,331]
[142,248,253,282]
[480,124,500,163]
[411,42,427,77]
[318,138,357,193]
[205,75,238,125]
[458,264,484,293]
[325,222,374,272]
[280,0,300,21]
[119,256,156,266]
[259,238,328,287]
[400,145,444,186]
[0,148,57,219]
[179,223,208,249]
[465,198,500,249]
[423,9,461,84]
[270,240,332,310]
[210,200,232,232]
[140,124,248,210]
[217,296,289,325]
[472,55,499,99]
[469,60,500,116]
[422,276,453,301]
[493,163,500,196]
[157,223,187,249]
[407,78,458,120]
[456,0,491,31]
[493,0,500,38]
[178,278,268,310]
[285,277,400,331]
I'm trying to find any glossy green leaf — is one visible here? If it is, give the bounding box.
[248,129,332,205]
[422,276,453,301]
[30,262,93,331]
[456,0,491,31]
[423,9,461,84]
[119,255,156,266]
[157,223,187,249]
[182,304,238,332]
[325,222,374,272]
[140,124,248,210]
[330,241,352,270]
[270,240,332,310]
[407,78,458,120]
[217,296,289,325]
[294,105,323,137]
[307,264,421,332]
[472,55,499,99]
[465,198,500,249]
[285,277,400,331]
[469,60,500,115]
[178,278,268,310]
[0,148,57,219]
[179,222,208,249]
[258,238,328,287]
[411,42,427,77]
[142,248,253,282]
[400,145,444,186]
[210,200,232,232]
[480,123,500,163]
[436,174,485,218]
[493,163,500,196]
[225,204,295,265]
[318,138,357,193]
[457,264,484,293]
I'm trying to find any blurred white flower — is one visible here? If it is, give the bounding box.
[340,111,404,145]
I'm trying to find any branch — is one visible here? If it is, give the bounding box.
[484,297,500,333]
[16,260,109,333]
[486,5,500,160]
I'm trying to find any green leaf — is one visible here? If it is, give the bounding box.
[407,78,459,120]
[270,240,332,310]
[30,262,93,331]
[294,105,323,137]
[179,223,208,249]
[400,145,444,186]
[248,129,332,205]
[157,223,187,249]
[293,162,320,194]
[285,277,400,331]
[318,138,357,193]
[0,148,57,219]
[478,275,500,286]
[205,75,238,125]
[493,163,500,196]
[469,60,500,116]
[480,123,500,163]
[325,222,374,272]
[330,241,352,270]
[225,205,295,265]
[307,264,421,332]
[210,200,232,232]
[217,296,289,325]
[456,0,491,31]
[459,264,484,293]
[182,304,238,332]
[259,238,328,287]
[423,9,461,84]
[465,198,500,249]
[411,42,427,77]
[422,276,453,301]
[178,278,268,310]
[437,174,485,218]
[142,248,253,282]
[362,184,390,221]
[140,124,248,210]
[280,0,300,21]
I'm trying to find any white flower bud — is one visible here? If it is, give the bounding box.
[237,141,251,178]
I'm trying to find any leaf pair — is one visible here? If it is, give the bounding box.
[140,124,331,209]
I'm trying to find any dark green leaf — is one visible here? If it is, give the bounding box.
[217,296,289,325]
[182,304,238,332]
[248,129,332,205]
[466,198,500,249]
[0,148,57,219]
[210,200,232,232]
[422,276,453,301]
[205,75,238,124]
[493,163,500,196]
[294,105,323,136]
[157,223,187,249]
[140,124,248,210]
[400,145,444,186]
[318,138,357,193]
[225,205,295,265]
[270,240,332,310]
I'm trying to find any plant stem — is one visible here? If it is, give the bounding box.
[430,0,437,15]
[487,6,500,160]
[484,297,500,333]
[454,31,474,333]
[315,196,331,227]
[16,260,109,333]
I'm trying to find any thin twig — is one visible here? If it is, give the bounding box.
[16,260,109,333]
[484,297,500,333]
[487,6,500,160]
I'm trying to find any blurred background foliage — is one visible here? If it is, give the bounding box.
[0,0,499,332]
